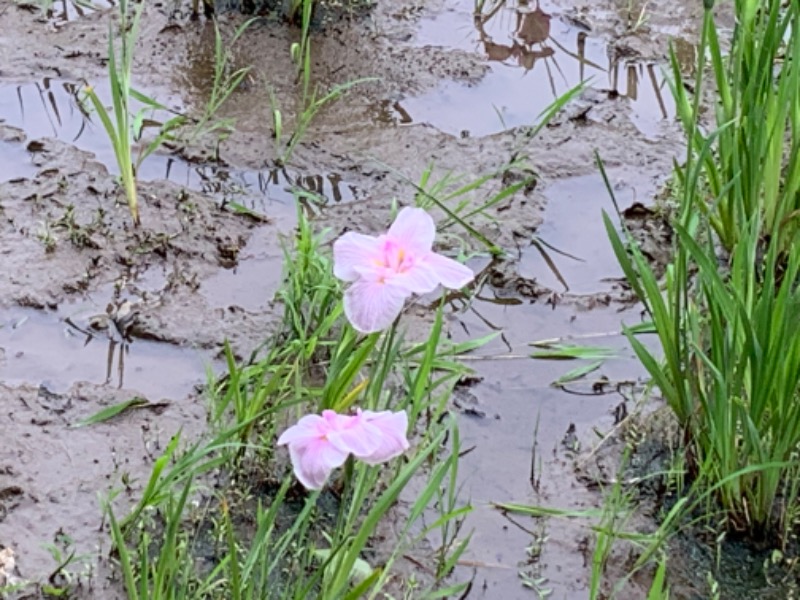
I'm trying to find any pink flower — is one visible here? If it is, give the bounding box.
[333,207,474,333]
[356,410,410,465]
[276,411,351,490]
[277,408,410,490]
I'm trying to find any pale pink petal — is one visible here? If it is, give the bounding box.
[289,439,348,490]
[343,278,409,334]
[277,413,326,446]
[390,261,442,295]
[323,410,382,456]
[333,232,383,282]
[321,409,352,429]
[386,208,435,255]
[362,410,409,440]
[421,252,474,289]
[356,410,410,465]
[328,416,383,457]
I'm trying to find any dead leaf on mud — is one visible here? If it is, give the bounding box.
[0,546,17,586]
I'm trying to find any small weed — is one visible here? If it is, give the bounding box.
[623,0,650,33]
[36,220,58,253]
[519,519,552,598]
[270,0,374,164]
[184,18,256,148]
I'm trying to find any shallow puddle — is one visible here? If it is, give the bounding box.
[0,81,360,208]
[201,225,286,311]
[0,306,213,399]
[0,140,37,182]
[429,166,665,595]
[446,290,651,596]
[400,0,676,138]
[520,168,660,294]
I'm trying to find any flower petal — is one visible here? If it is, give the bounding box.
[387,207,435,255]
[391,261,442,295]
[357,410,410,465]
[421,252,474,289]
[277,413,325,446]
[289,439,348,490]
[328,417,383,458]
[333,232,383,282]
[343,278,409,334]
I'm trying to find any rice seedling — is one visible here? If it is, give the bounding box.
[183,17,257,149]
[602,0,800,545]
[82,0,185,226]
[515,6,800,565]
[668,0,800,252]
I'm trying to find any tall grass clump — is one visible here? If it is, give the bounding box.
[605,0,800,538]
[103,203,477,599]
[669,0,800,252]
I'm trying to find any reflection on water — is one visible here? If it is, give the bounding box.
[0,81,361,208]
[36,0,115,23]
[476,1,595,81]
[0,307,210,398]
[403,0,680,138]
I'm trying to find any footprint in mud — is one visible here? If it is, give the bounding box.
[0,486,24,524]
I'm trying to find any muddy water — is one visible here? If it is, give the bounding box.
[519,168,661,294]
[449,297,650,598]
[0,0,696,596]
[429,168,662,599]
[0,141,37,182]
[0,306,212,398]
[0,81,360,208]
[403,0,674,138]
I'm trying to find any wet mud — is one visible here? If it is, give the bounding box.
[0,0,733,597]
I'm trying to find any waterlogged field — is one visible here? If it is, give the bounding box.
[3,0,800,599]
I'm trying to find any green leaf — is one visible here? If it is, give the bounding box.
[130,87,170,111]
[553,359,605,386]
[72,397,159,427]
[647,557,670,600]
[132,107,147,141]
[313,548,374,584]
[530,343,617,360]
